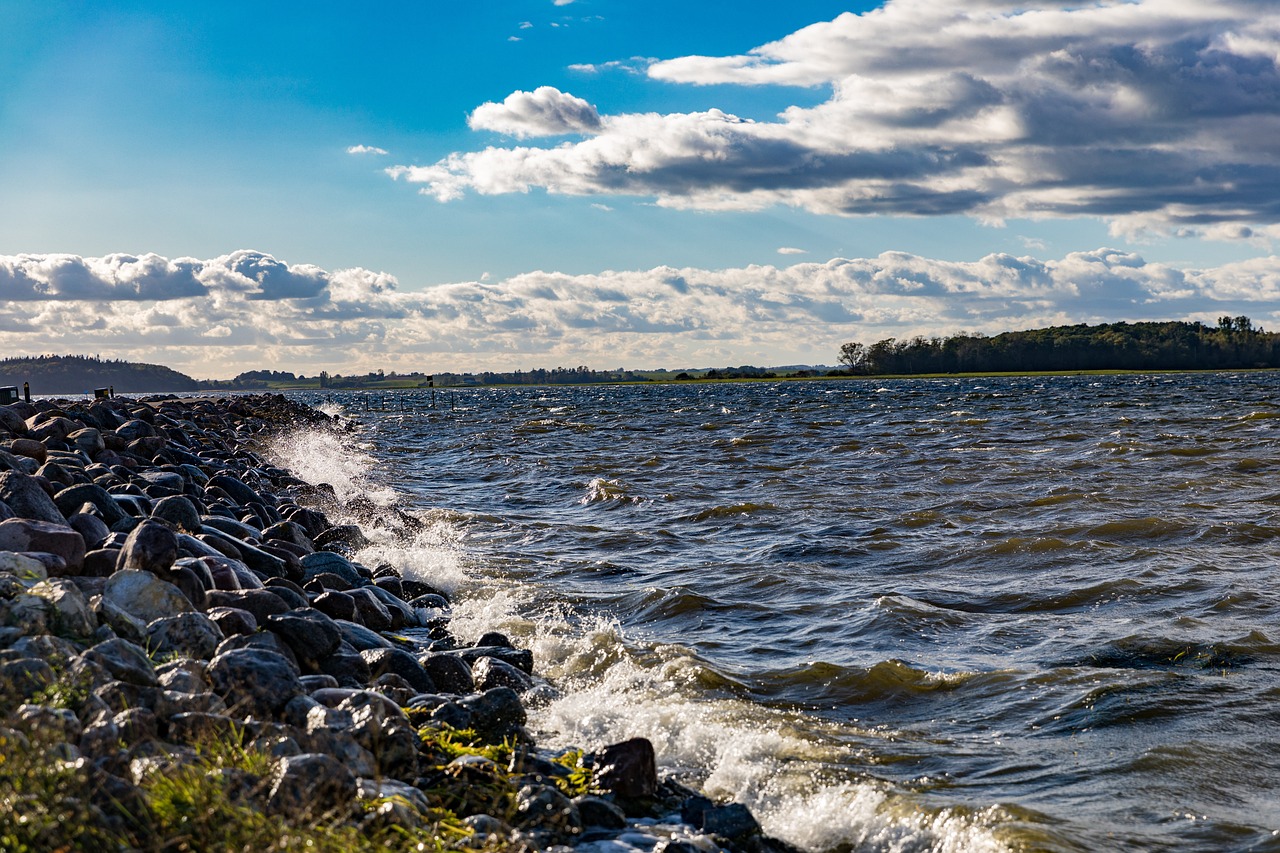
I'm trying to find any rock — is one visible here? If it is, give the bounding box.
[113,707,159,745]
[68,512,112,550]
[115,419,154,442]
[214,632,300,673]
[267,753,357,819]
[456,687,526,741]
[0,407,29,436]
[471,656,535,693]
[314,524,369,551]
[151,495,202,533]
[206,606,257,637]
[300,551,364,588]
[28,579,96,639]
[476,631,513,648]
[204,589,288,625]
[347,587,392,631]
[147,612,224,660]
[364,584,415,628]
[0,658,56,707]
[114,519,178,575]
[77,638,158,687]
[262,582,308,611]
[337,691,418,777]
[9,438,46,463]
[261,521,314,553]
[333,619,393,652]
[207,648,304,719]
[316,644,372,688]
[0,470,66,524]
[207,474,262,508]
[103,569,193,624]
[594,738,657,799]
[359,648,436,693]
[265,609,342,671]
[700,803,762,841]
[83,548,122,577]
[458,645,534,675]
[312,590,356,621]
[515,783,581,835]
[166,711,239,747]
[1,593,51,636]
[54,484,129,527]
[420,653,474,694]
[574,795,628,829]
[0,551,49,582]
[67,428,106,457]
[0,518,86,574]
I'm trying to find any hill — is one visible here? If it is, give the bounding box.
[0,355,201,395]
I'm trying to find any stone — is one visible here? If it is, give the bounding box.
[265,609,343,671]
[312,590,356,621]
[0,407,29,436]
[456,687,526,742]
[152,495,202,533]
[1,593,51,635]
[77,638,158,687]
[68,512,112,550]
[337,691,418,777]
[103,569,193,624]
[574,795,627,829]
[260,521,314,553]
[262,582,308,611]
[300,551,364,588]
[83,548,121,577]
[207,474,262,508]
[28,579,96,639]
[316,645,371,688]
[206,606,257,637]
[471,656,535,693]
[0,470,66,524]
[359,648,436,693]
[9,438,46,463]
[207,648,304,719]
[205,589,288,625]
[0,551,49,583]
[0,518,86,573]
[147,612,225,660]
[67,428,106,457]
[54,485,126,524]
[115,419,154,442]
[0,658,56,707]
[515,784,581,834]
[214,632,300,673]
[364,584,415,628]
[347,587,392,631]
[114,519,178,575]
[267,753,357,819]
[333,619,393,652]
[458,645,535,675]
[113,707,159,745]
[700,803,761,841]
[594,738,657,799]
[420,653,474,694]
[165,711,240,747]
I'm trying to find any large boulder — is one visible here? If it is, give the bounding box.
[266,753,357,820]
[147,612,225,660]
[207,648,304,719]
[114,520,179,575]
[103,569,194,624]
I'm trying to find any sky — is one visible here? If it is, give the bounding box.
[2,0,1280,378]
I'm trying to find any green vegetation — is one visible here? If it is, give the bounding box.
[0,355,199,395]
[837,318,1280,376]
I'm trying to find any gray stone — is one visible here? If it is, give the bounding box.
[0,470,65,524]
[28,578,96,639]
[103,569,193,624]
[0,551,48,582]
[594,737,657,799]
[458,645,535,675]
[0,518,86,574]
[205,589,288,625]
[77,638,158,687]
[456,687,526,741]
[68,512,112,550]
[152,496,202,533]
[53,484,129,527]
[574,795,627,829]
[700,803,761,840]
[208,648,304,719]
[0,658,55,706]
[360,648,435,693]
[347,587,392,631]
[147,612,225,660]
[515,783,581,834]
[214,632,300,672]
[267,753,357,819]
[206,606,257,637]
[334,619,393,652]
[207,474,262,508]
[67,428,106,457]
[114,519,178,575]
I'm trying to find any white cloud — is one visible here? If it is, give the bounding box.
[390,0,1280,235]
[467,86,603,138]
[777,247,807,255]
[346,144,389,156]
[1,248,1278,376]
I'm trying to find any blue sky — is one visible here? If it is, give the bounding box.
[2,1,1279,376]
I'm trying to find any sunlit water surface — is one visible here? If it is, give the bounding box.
[273,375,1280,852]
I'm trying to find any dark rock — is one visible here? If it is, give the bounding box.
[300,551,364,588]
[114,519,178,576]
[166,711,240,747]
[312,590,356,622]
[206,606,258,637]
[456,687,526,741]
[364,585,415,629]
[103,569,193,624]
[208,648,304,718]
[151,495,202,533]
[215,632,300,672]
[314,524,369,551]
[0,657,56,706]
[204,589,288,625]
[266,609,342,671]
[68,512,111,550]
[267,753,357,819]
[420,653,474,695]
[333,619,393,652]
[317,644,372,688]
[458,645,534,675]
[54,483,129,527]
[476,631,513,648]
[77,638,158,687]
[0,518,86,574]
[261,520,314,553]
[168,565,208,611]
[0,471,65,524]
[594,738,657,799]
[515,783,581,835]
[575,795,628,829]
[471,656,535,693]
[701,803,762,841]
[360,648,435,693]
[87,547,124,577]
[113,707,158,745]
[207,474,262,508]
[372,576,404,599]
[347,587,392,631]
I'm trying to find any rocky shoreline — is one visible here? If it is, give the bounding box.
[0,393,796,852]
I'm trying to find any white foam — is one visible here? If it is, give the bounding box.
[268,428,397,505]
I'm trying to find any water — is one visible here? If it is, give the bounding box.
[276,374,1280,852]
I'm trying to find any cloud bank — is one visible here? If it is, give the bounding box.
[389,0,1280,236]
[2,249,1277,376]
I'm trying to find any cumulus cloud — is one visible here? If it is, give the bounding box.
[777,247,807,255]
[1,248,1278,376]
[467,87,603,138]
[389,0,1280,235]
[346,144,389,155]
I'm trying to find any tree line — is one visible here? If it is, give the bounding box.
[837,318,1280,375]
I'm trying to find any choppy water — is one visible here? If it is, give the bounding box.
[278,374,1280,852]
